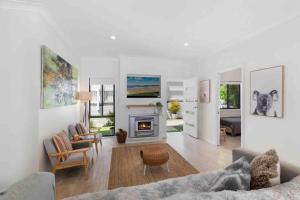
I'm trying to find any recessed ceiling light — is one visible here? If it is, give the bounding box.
[183,42,189,47]
[110,35,116,40]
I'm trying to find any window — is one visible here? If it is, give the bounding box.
[220,84,240,109]
[89,82,115,136]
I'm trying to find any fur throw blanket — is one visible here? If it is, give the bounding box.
[64,157,250,200]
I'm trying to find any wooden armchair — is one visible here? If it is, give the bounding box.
[69,123,102,154]
[44,135,94,178]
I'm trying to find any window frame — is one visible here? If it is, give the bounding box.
[88,79,116,136]
[220,83,241,110]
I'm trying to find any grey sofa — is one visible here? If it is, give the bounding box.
[2,148,300,200]
[233,148,300,183]
[0,172,55,200]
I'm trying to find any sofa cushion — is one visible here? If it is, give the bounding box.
[291,175,300,184]
[53,134,68,161]
[76,123,87,135]
[58,131,73,151]
[62,149,94,165]
[69,124,78,138]
[43,138,58,167]
[250,149,280,190]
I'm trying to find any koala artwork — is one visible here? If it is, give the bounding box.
[252,90,279,117]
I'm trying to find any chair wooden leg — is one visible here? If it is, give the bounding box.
[83,152,88,179]
[95,142,99,155]
[144,165,147,175]
[84,164,88,179]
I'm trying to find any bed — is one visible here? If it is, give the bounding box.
[220,117,241,136]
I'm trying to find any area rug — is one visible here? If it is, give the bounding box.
[108,143,199,189]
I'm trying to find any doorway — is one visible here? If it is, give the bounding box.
[217,68,243,149]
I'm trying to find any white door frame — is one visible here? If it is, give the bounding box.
[215,66,245,147]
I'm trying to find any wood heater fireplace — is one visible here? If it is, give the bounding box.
[129,115,159,138]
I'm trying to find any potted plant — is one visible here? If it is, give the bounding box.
[168,101,180,119]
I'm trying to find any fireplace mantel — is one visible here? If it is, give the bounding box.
[126,104,157,109]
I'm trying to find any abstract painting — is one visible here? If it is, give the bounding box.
[127,75,161,98]
[250,65,284,118]
[41,46,78,108]
[200,80,210,103]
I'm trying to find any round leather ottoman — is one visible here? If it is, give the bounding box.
[140,146,169,175]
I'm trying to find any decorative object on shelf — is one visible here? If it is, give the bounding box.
[76,91,92,126]
[155,102,163,114]
[116,129,127,143]
[168,100,181,119]
[127,75,161,98]
[41,45,78,109]
[250,65,284,118]
[199,80,210,103]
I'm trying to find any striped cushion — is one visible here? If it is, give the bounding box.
[76,123,88,135]
[52,131,72,161]
[68,125,78,138]
[52,135,68,161]
[58,131,73,151]
[79,123,88,134]
[75,124,84,135]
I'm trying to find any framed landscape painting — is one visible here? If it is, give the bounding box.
[199,80,210,103]
[250,65,284,118]
[127,75,161,98]
[41,46,78,108]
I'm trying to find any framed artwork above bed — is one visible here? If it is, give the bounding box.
[250,65,284,118]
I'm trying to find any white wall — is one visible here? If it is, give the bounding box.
[220,109,241,118]
[197,15,300,165]
[221,68,241,82]
[0,2,79,187]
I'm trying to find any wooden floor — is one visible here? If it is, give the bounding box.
[56,133,235,199]
[220,134,241,150]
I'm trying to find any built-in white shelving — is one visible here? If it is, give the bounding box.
[167,79,184,102]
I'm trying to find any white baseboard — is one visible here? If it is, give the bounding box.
[198,135,217,145]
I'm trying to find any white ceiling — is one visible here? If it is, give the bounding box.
[41,0,300,62]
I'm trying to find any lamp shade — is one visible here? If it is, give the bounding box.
[76,91,92,102]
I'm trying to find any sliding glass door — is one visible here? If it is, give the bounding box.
[89,81,115,136]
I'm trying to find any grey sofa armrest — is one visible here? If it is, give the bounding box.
[232,148,300,183]
[0,172,55,200]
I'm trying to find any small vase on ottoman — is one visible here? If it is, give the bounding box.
[116,129,127,144]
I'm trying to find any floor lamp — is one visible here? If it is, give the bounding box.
[76,91,92,127]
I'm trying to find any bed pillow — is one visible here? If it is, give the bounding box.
[250,149,280,190]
